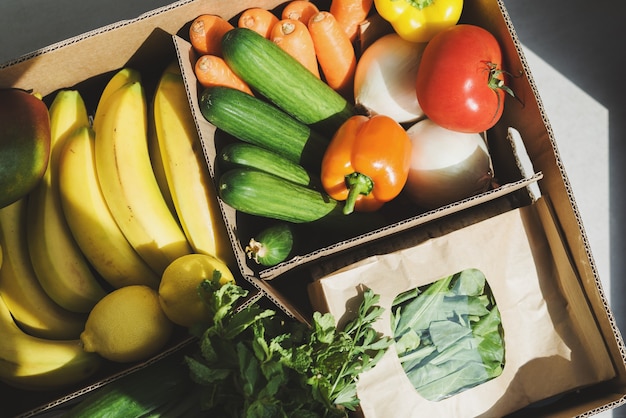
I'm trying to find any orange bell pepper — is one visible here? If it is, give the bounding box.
[321,114,412,214]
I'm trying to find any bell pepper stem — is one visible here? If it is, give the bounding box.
[408,0,435,10]
[343,172,374,215]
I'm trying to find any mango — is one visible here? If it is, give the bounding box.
[0,88,51,208]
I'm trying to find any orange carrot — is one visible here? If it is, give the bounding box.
[189,14,234,56]
[270,19,320,78]
[308,11,356,98]
[329,0,373,42]
[238,8,279,39]
[281,0,319,24]
[194,54,253,95]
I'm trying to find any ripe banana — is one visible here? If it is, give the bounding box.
[95,67,177,240]
[0,291,102,391]
[92,67,141,133]
[153,63,235,266]
[0,199,87,340]
[58,125,161,289]
[148,95,177,217]
[94,79,192,275]
[26,89,108,313]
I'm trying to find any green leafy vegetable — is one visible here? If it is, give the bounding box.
[390,268,505,401]
[185,276,392,417]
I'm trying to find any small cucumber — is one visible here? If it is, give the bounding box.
[218,142,314,187]
[219,168,344,224]
[246,222,295,267]
[221,27,356,135]
[200,86,328,171]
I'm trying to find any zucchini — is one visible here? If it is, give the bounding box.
[64,354,191,418]
[200,86,328,171]
[221,27,356,135]
[246,222,296,267]
[219,168,344,224]
[219,142,315,187]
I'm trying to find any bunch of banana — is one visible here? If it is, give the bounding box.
[0,290,101,391]
[152,62,234,266]
[58,118,161,290]
[26,90,108,314]
[93,69,193,275]
[0,63,237,392]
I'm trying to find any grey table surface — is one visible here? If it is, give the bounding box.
[0,1,624,416]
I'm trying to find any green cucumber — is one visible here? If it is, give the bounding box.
[63,354,191,418]
[219,168,344,224]
[218,142,314,187]
[200,86,328,171]
[221,27,356,135]
[246,222,295,267]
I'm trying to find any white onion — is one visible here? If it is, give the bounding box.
[354,33,427,124]
[404,119,494,210]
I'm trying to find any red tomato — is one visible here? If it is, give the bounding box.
[415,24,508,133]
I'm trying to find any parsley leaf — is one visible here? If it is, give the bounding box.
[185,277,391,417]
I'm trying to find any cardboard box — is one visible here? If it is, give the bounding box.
[1,0,625,416]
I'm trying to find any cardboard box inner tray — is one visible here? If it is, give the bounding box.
[0,0,625,417]
[173,6,543,319]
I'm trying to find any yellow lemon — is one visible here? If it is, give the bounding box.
[158,253,235,327]
[80,285,173,363]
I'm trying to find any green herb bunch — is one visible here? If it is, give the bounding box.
[184,274,391,418]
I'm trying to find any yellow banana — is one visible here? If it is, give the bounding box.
[58,125,161,289]
[153,62,235,266]
[94,79,192,275]
[0,199,87,340]
[26,90,108,313]
[99,67,179,223]
[148,96,177,217]
[92,67,141,133]
[0,291,102,391]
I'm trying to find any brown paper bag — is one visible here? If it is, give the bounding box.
[308,199,614,417]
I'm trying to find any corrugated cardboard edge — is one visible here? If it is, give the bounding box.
[477,1,626,415]
[257,173,543,280]
[17,337,196,417]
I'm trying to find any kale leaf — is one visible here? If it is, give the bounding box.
[390,268,505,402]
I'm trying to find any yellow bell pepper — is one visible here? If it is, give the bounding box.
[374,0,463,43]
